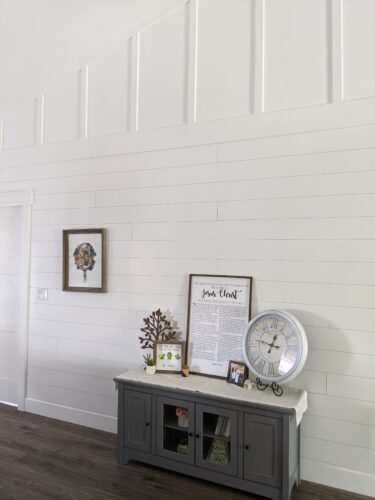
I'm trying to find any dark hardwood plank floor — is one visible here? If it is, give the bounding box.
[0,404,371,500]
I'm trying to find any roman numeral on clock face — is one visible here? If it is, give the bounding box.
[287,344,299,352]
[271,317,278,330]
[268,363,276,376]
[256,358,265,373]
[249,351,260,363]
[259,319,268,331]
[248,340,259,347]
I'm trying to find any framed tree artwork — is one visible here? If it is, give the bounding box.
[63,228,106,293]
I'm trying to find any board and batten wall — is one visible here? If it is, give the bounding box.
[0,0,374,496]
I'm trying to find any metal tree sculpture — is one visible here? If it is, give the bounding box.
[139,309,177,350]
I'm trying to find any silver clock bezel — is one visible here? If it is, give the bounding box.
[242,309,308,385]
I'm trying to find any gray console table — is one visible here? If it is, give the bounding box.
[115,369,307,500]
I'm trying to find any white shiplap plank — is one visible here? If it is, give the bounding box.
[28,349,129,380]
[27,382,117,417]
[306,350,375,379]
[327,374,375,403]
[132,218,374,241]
[218,194,375,220]
[218,259,375,286]
[302,414,375,450]
[301,436,375,475]
[28,365,115,398]
[306,327,375,356]
[108,238,375,262]
[288,370,327,395]
[28,335,57,354]
[217,124,375,163]
[32,202,217,226]
[253,281,375,309]
[96,170,375,207]
[306,393,375,426]
[29,288,131,311]
[29,319,135,346]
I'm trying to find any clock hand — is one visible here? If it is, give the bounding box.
[268,345,281,354]
[259,340,273,347]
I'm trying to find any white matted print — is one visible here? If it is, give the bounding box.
[63,229,105,292]
[186,274,252,378]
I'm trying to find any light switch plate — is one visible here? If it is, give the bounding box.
[37,288,48,301]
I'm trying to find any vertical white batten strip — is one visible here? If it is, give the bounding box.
[182,1,190,125]
[186,0,198,124]
[339,0,345,101]
[253,0,265,114]
[83,65,89,139]
[329,0,343,103]
[0,120,4,152]
[129,36,139,133]
[134,33,141,132]
[126,39,132,133]
[39,95,45,145]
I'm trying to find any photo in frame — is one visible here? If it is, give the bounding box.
[63,229,106,293]
[186,274,252,378]
[154,341,185,374]
[227,360,249,388]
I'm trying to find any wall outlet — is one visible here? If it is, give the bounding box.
[37,288,48,301]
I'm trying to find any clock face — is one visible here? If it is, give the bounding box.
[243,310,308,384]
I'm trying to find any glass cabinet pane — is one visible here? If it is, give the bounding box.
[196,404,238,476]
[202,412,231,464]
[162,404,190,455]
[156,397,195,464]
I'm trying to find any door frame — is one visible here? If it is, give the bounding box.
[0,191,33,410]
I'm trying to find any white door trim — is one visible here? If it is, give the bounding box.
[0,190,33,410]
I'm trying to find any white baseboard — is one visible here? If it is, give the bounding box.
[301,458,375,498]
[24,398,117,434]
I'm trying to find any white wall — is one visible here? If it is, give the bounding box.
[0,0,374,497]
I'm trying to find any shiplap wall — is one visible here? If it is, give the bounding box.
[0,0,374,496]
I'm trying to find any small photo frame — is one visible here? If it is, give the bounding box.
[227,360,248,388]
[63,229,106,293]
[154,341,185,374]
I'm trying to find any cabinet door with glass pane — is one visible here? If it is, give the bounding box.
[155,396,195,464]
[195,404,238,476]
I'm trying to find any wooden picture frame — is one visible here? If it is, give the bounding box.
[186,274,252,379]
[227,360,248,388]
[154,341,185,374]
[63,228,106,293]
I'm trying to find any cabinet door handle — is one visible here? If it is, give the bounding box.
[145,422,150,427]
[196,434,200,438]
[244,445,249,450]
[188,432,193,437]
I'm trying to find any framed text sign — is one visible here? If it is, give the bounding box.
[186,274,252,378]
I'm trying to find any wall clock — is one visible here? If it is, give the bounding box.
[243,310,308,395]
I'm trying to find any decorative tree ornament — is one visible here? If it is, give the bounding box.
[73,242,96,282]
[138,309,177,350]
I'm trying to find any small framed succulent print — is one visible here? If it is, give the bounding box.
[154,341,185,374]
[63,229,106,293]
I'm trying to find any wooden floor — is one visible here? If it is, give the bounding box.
[0,404,370,500]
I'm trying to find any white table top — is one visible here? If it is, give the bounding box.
[115,368,307,426]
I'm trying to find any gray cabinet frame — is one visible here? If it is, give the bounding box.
[115,378,301,500]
